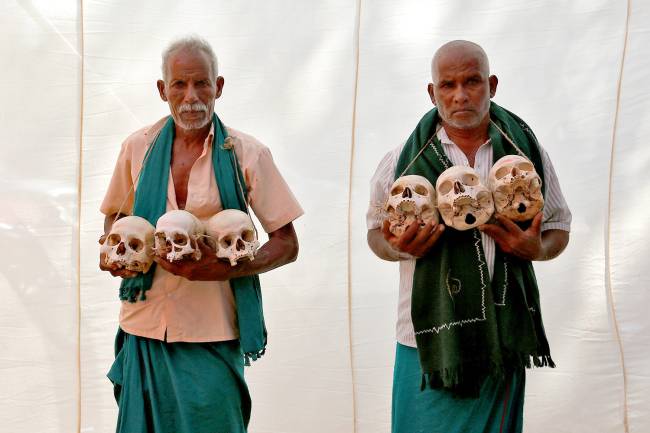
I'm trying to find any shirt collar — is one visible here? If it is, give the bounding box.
[436,126,491,148]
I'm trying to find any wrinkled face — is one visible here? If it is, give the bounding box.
[154,210,205,262]
[205,209,259,266]
[436,165,494,230]
[488,155,544,221]
[429,50,496,130]
[385,175,438,237]
[100,216,155,273]
[158,49,223,130]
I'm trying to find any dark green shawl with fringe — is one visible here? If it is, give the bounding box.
[396,102,554,397]
[118,114,266,364]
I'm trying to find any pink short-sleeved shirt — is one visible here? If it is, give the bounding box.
[101,116,304,343]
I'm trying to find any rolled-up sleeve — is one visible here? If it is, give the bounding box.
[241,138,304,234]
[367,144,403,230]
[100,136,136,216]
[540,146,572,232]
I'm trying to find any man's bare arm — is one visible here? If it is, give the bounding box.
[154,221,299,281]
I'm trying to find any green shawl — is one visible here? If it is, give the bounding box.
[396,102,554,397]
[119,114,266,363]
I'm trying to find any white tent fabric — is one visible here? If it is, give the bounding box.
[1,1,648,432]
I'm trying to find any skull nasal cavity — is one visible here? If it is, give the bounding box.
[454,181,465,194]
[511,167,519,176]
[402,187,412,199]
[465,214,476,225]
[236,239,246,251]
[517,203,526,213]
[116,243,126,255]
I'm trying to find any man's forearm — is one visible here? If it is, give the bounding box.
[367,228,402,262]
[537,229,569,261]
[229,222,299,278]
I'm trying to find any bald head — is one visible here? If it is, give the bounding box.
[431,40,490,84]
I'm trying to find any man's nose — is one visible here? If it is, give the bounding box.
[452,86,469,103]
[183,84,199,103]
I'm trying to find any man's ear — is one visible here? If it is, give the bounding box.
[215,76,225,99]
[427,83,436,106]
[489,75,498,98]
[157,80,168,102]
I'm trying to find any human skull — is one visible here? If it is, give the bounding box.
[384,175,438,237]
[154,210,205,262]
[436,165,494,230]
[488,155,544,221]
[100,216,155,273]
[205,209,260,266]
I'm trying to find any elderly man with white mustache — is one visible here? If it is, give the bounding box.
[99,35,303,433]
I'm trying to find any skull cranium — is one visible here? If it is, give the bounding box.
[205,209,260,266]
[154,210,205,262]
[488,155,544,221]
[436,165,494,230]
[385,175,438,237]
[100,216,155,273]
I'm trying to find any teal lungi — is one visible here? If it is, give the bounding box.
[392,343,525,433]
[108,329,251,433]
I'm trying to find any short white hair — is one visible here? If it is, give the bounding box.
[161,35,218,82]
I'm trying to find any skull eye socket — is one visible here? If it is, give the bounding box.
[242,230,255,243]
[220,236,233,248]
[413,185,429,196]
[438,181,453,195]
[517,161,534,171]
[391,185,405,196]
[172,233,188,246]
[128,238,144,252]
[107,234,121,246]
[461,173,479,186]
[495,166,511,179]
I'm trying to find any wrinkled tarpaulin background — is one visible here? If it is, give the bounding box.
[1,1,648,432]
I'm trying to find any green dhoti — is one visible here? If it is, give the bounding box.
[108,329,251,433]
[392,343,525,433]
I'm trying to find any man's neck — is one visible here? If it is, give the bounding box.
[441,116,491,167]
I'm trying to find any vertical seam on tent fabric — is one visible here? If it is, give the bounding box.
[347,0,362,431]
[606,1,631,432]
[76,1,84,432]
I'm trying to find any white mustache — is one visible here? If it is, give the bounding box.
[177,103,209,113]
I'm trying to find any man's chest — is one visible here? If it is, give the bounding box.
[170,146,204,210]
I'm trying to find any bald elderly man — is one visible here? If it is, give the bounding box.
[367,40,571,432]
[100,36,303,433]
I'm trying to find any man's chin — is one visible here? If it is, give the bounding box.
[173,116,211,131]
